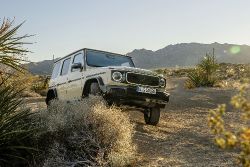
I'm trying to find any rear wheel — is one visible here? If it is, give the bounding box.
[89,82,102,95]
[46,90,56,106]
[144,107,160,125]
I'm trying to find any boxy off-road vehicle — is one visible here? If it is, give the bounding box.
[46,48,170,125]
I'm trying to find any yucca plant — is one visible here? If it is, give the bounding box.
[185,68,204,88]
[198,53,219,86]
[0,18,35,166]
[0,84,37,166]
[185,52,219,88]
[0,18,31,72]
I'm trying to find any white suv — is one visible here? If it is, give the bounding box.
[46,48,170,125]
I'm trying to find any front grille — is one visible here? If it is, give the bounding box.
[126,72,159,87]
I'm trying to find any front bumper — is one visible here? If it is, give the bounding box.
[103,85,170,108]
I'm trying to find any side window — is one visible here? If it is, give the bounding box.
[51,62,61,79]
[72,53,83,72]
[60,58,71,76]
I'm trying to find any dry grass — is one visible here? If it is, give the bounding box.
[89,103,136,166]
[0,71,47,97]
[32,96,136,167]
[155,67,194,78]
[156,63,250,89]
[214,63,250,89]
[130,77,247,166]
[24,75,249,166]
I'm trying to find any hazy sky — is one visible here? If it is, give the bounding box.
[1,0,250,62]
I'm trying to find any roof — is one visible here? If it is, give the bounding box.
[54,48,131,63]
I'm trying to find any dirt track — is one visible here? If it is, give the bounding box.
[131,77,240,167]
[26,77,242,167]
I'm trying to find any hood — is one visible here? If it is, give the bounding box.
[102,66,157,75]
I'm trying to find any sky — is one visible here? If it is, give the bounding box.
[1,0,250,62]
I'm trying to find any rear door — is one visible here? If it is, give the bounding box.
[56,57,71,100]
[49,61,62,89]
[67,51,84,100]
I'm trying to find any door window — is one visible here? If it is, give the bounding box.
[60,58,71,75]
[72,53,83,72]
[51,62,61,79]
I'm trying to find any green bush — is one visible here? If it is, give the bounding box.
[185,53,219,88]
[0,85,36,166]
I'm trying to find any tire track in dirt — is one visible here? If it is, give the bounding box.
[130,77,238,167]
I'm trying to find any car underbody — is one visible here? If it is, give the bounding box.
[104,85,170,109]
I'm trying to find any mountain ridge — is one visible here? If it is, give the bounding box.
[26,42,250,75]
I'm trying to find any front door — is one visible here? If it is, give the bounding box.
[67,51,84,100]
[57,57,71,100]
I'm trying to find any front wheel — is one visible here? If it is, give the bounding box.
[144,107,160,125]
[89,82,102,95]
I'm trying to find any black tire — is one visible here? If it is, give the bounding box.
[89,82,101,95]
[144,107,160,125]
[46,90,56,106]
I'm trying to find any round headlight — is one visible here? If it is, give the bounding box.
[112,71,123,82]
[159,78,166,87]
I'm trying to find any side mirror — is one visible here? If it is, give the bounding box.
[71,63,82,70]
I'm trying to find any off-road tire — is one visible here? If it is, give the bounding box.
[144,107,160,125]
[46,90,56,106]
[89,82,101,95]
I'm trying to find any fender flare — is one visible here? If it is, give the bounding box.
[96,76,104,86]
[82,77,104,97]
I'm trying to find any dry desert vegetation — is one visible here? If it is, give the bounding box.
[1,18,250,167]
[23,64,249,167]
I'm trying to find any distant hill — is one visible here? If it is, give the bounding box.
[26,43,250,75]
[128,42,250,69]
[24,60,55,75]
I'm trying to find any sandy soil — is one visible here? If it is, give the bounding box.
[131,77,241,167]
[25,77,243,167]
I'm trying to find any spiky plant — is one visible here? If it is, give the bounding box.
[198,53,219,86]
[185,68,204,88]
[0,18,35,165]
[0,18,31,72]
[185,52,219,88]
[0,84,36,166]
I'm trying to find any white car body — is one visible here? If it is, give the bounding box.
[46,48,170,125]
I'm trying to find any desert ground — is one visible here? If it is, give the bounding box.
[26,77,242,167]
[132,77,240,167]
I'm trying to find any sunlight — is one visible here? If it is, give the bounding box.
[230,46,241,54]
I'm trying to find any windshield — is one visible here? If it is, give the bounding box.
[86,50,135,67]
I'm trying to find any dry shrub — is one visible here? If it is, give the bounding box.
[155,67,194,78]
[89,103,136,166]
[34,96,136,167]
[31,75,49,96]
[214,79,248,89]
[215,63,250,89]
[0,71,44,97]
[0,69,49,97]
[208,85,250,167]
